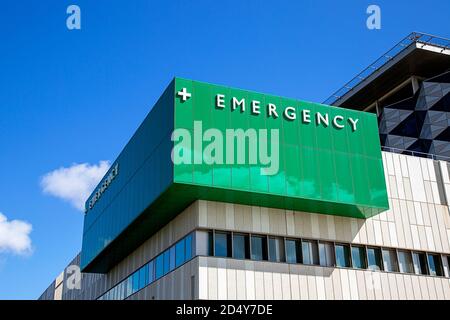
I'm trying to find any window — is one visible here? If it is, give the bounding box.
[286,239,302,264]
[319,242,335,267]
[367,247,382,271]
[163,250,171,275]
[139,263,149,289]
[398,251,413,274]
[382,249,399,272]
[446,256,450,277]
[233,234,250,259]
[175,239,186,267]
[412,252,428,275]
[335,244,350,268]
[131,271,139,294]
[214,232,231,257]
[351,246,367,269]
[302,240,319,265]
[155,254,164,280]
[148,261,154,284]
[427,254,443,276]
[118,281,125,300]
[126,276,132,297]
[169,246,176,271]
[185,233,193,259]
[268,237,285,262]
[251,235,267,261]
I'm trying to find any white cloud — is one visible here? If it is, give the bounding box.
[0,212,33,255]
[40,161,110,211]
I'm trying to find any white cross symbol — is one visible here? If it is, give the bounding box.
[177,87,191,102]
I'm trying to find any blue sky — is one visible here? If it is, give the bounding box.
[0,0,449,299]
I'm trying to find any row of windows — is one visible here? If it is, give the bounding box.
[98,233,194,300]
[205,230,450,278]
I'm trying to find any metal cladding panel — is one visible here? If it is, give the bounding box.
[80,77,389,273]
[80,81,175,271]
[173,78,389,218]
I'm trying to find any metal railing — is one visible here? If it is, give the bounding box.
[382,146,450,162]
[323,32,450,106]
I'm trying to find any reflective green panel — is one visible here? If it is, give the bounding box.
[209,84,232,189]
[247,90,268,193]
[318,149,338,202]
[334,152,355,203]
[285,145,301,197]
[81,77,389,273]
[300,147,320,199]
[298,102,317,149]
[192,83,213,185]
[173,78,387,214]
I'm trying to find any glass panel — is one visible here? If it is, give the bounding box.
[447,256,450,277]
[251,236,267,261]
[118,281,125,300]
[155,254,164,280]
[175,239,186,267]
[169,246,176,271]
[427,254,443,276]
[163,250,170,275]
[351,246,366,269]
[214,232,231,257]
[319,242,335,267]
[412,252,428,275]
[268,237,285,262]
[126,276,132,297]
[139,264,149,289]
[286,239,301,264]
[185,233,193,259]
[367,247,382,271]
[233,234,249,259]
[148,261,154,284]
[335,244,350,268]
[207,231,213,256]
[382,249,399,272]
[302,240,319,265]
[131,271,139,294]
[398,251,413,273]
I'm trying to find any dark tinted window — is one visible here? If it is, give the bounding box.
[302,240,319,265]
[163,250,170,274]
[175,239,185,267]
[155,254,164,279]
[169,246,176,271]
[318,242,334,267]
[251,236,267,261]
[214,232,231,257]
[335,244,350,268]
[139,264,149,289]
[412,252,428,275]
[208,231,214,256]
[351,246,366,269]
[382,249,399,272]
[428,254,443,276]
[148,261,154,283]
[286,239,301,264]
[185,233,193,259]
[233,234,250,259]
[131,271,139,294]
[398,251,413,273]
[268,237,285,262]
[367,247,382,271]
